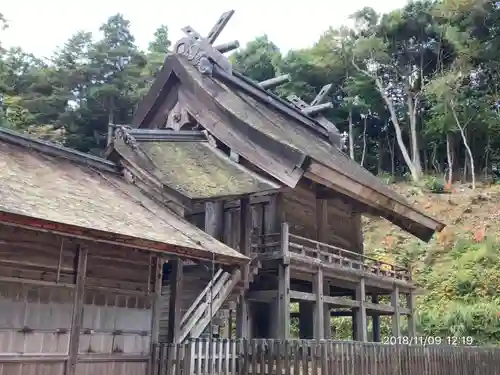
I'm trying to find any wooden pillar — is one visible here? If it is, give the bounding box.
[355,278,367,342]
[277,222,290,339]
[351,311,357,340]
[205,201,224,240]
[314,268,324,340]
[236,197,251,338]
[66,245,88,375]
[166,258,183,343]
[150,255,164,344]
[372,294,380,342]
[324,304,331,339]
[392,285,401,337]
[315,196,329,340]
[407,290,416,337]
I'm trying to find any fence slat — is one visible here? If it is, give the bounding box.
[151,339,500,375]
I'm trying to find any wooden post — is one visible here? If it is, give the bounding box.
[355,278,367,342]
[392,285,401,337]
[166,258,183,343]
[205,201,224,240]
[66,245,88,375]
[407,290,416,337]
[278,222,290,339]
[148,255,163,375]
[372,294,381,342]
[236,197,251,338]
[316,196,330,339]
[352,311,357,340]
[324,304,332,339]
[314,267,325,340]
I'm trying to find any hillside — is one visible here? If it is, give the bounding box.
[363,180,500,345]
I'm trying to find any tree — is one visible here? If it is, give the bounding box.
[231,35,282,82]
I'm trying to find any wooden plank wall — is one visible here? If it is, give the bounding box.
[282,185,362,253]
[0,225,154,375]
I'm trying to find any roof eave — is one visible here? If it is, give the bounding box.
[305,162,446,242]
[0,127,119,174]
[0,210,249,266]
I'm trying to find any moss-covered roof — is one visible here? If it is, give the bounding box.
[137,141,278,199]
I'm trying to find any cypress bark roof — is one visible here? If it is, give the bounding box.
[0,129,248,266]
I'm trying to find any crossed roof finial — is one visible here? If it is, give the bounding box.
[287,85,341,146]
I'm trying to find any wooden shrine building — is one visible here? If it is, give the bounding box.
[104,10,445,344]
[0,127,248,375]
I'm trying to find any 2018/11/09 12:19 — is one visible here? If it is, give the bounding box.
[382,336,474,346]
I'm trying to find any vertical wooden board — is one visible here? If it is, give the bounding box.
[250,339,257,375]
[258,339,266,375]
[275,340,283,375]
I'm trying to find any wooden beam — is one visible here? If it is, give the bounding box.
[290,290,316,301]
[246,290,278,301]
[167,258,184,343]
[66,245,88,375]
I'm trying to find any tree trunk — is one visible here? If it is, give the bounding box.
[386,131,395,177]
[446,133,453,185]
[450,102,475,190]
[361,116,367,167]
[375,78,420,181]
[377,132,383,174]
[407,92,423,177]
[348,109,354,160]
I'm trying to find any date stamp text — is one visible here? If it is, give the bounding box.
[382,336,474,346]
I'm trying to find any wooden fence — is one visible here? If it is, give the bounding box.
[151,339,500,375]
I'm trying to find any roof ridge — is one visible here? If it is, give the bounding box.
[0,127,119,174]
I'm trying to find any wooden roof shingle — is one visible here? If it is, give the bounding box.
[0,129,248,265]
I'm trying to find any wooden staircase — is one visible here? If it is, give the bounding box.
[177,260,261,343]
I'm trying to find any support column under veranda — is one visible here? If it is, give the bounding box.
[277,222,291,339]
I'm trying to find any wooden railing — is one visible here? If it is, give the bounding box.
[151,339,500,375]
[178,261,262,343]
[251,223,411,281]
[178,269,238,343]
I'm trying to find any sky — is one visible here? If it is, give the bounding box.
[1,0,407,59]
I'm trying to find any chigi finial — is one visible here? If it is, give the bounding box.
[173,10,238,75]
[286,84,341,147]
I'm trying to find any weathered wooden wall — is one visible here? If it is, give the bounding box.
[0,224,156,375]
[282,184,363,253]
